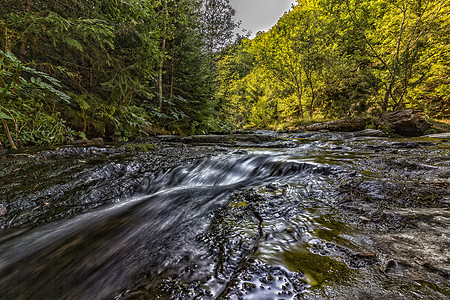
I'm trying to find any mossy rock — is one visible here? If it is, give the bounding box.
[381,110,430,137]
[124,143,158,153]
[302,118,369,132]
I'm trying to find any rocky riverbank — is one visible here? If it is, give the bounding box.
[0,131,449,299]
[299,109,445,137]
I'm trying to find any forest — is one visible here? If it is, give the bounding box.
[1,0,449,148]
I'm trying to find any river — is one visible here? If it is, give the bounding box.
[0,132,449,299]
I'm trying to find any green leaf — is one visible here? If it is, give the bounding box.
[0,112,13,120]
[63,36,84,52]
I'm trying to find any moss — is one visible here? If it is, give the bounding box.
[282,244,353,287]
[230,200,248,208]
[415,280,444,293]
[124,143,158,153]
[313,215,355,248]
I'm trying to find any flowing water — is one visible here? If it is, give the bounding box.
[0,133,449,299]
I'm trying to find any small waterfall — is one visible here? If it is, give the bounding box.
[0,152,333,299]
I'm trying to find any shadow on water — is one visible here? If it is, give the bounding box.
[0,134,449,299]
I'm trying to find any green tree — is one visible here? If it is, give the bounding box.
[216,38,255,126]
[201,0,239,53]
[409,2,450,118]
[254,19,305,118]
[346,0,449,111]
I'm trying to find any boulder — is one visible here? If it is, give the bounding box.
[303,118,368,132]
[382,110,430,137]
[353,129,386,137]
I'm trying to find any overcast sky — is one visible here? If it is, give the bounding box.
[231,0,297,38]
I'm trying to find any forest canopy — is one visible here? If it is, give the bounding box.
[217,0,450,128]
[1,0,449,148]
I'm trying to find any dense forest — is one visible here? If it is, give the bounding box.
[217,0,450,128]
[1,0,449,148]
[0,0,239,148]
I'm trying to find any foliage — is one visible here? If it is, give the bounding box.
[0,0,242,148]
[201,0,239,53]
[216,0,449,129]
[1,0,448,148]
[0,50,73,147]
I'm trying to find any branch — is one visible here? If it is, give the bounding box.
[401,0,446,62]
[395,3,408,65]
[1,106,18,143]
[344,0,392,75]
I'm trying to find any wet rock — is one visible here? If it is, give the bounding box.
[265,183,278,191]
[302,118,368,132]
[232,149,249,155]
[153,134,277,146]
[2,132,450,299]
[71,139,95,146]
[437,169,450,179]
[424,132,450,139]
[214,146,229,152]
[336,178,447,233]
[71,138,104,146]
[391,142,421,149]
[123,143,158,153]
[0,143,220,230]
[91,137,104,145]
[352,129,386,137]
[382,109,430,137]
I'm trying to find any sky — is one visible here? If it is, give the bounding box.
[230,0,297,38]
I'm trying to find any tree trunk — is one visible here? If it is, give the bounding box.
[19,0,33,58]
[89,68,93,90]
[382,77,395,111]
[296,78,304,119]
[170,40,176,99]
[297,94,304,119]
[2,119,17,150]
[158,37,166,111]
[25,0,33,11]
[158,0,168,112]
[306,71,315,118]
[1,16,9,52]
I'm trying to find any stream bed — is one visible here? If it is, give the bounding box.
[0,132,449,299]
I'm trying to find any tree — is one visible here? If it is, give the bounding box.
[216,38,255,125]
[201,0,239,54]
[409,1,450,118]
[290,3,327,118]
[254,17,305,118]
[346,0,449,111]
